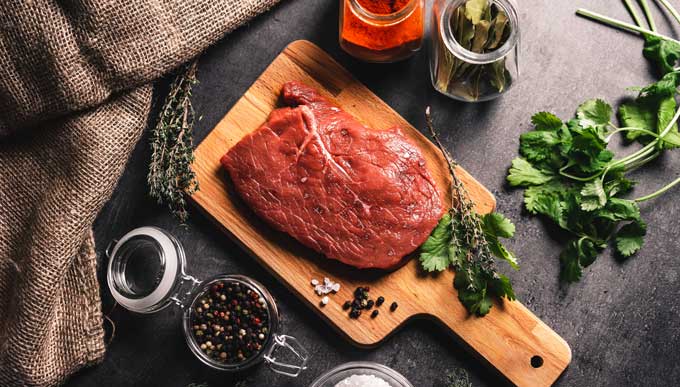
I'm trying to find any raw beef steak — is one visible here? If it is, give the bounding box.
[221,81,443,269]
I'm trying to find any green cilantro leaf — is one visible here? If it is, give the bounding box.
[489,273,516,300]
[519,130,562,162]
[419,214,453,272]
[481,212,515,238]
[507,158,554,186]
[643,35,680,75]
[580,179,607,211]
[597,198,640,222]
[618,102,655,141]
[576,99,613,129]
[615,220,647,257]
[481,213,519,270]
[531,112,563,131]
[657,96,680,148]
[560,238,599,283]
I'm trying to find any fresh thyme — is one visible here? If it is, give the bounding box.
[419,107,517,316]
[148,60,200,223]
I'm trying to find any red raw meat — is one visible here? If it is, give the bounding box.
[221,81,444,269]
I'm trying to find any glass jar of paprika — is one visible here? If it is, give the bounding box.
[339,0,425,63]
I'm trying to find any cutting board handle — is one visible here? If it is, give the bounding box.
[430,299,571,387]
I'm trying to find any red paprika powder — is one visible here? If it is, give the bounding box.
[339,0,424,62]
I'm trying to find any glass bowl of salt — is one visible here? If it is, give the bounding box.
[310,361,413,387]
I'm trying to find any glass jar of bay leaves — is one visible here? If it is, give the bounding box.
[430,0,519,102]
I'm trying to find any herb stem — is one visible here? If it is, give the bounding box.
[623,0,644,27]
[639,0,657,31]
[624,151,660,171]
[656,0,680,26]
[575,9,680,44]
[634,175,680,201]
[606,126,661,141]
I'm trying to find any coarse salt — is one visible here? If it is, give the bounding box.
[334,374,391,387]
[312,276,341,295]
[321,296,329,305]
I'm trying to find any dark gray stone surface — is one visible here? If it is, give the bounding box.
[67,0,680,386]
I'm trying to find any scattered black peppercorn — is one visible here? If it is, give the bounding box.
[189,280,269,365]
[371,310,379,318]
[342,301,351,310]
[390,301,398,312]
[376,296,385,306]
[366,299,374,309]
[349,309,361,319]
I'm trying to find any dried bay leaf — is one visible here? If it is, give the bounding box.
[465,0,488,24]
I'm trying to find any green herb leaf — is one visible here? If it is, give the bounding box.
[519,130,562,162]
[507,158,554,186]
[481,213,519,269]
[576,99,613,129]
[615,220,647,257]
[531,112,564,131]
[580,179,607,211]
[618,102,655,141]
[560,238,599,282]
[419,214,454,272]
[643,35,680,75]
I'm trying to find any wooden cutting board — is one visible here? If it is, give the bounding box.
[191,40,571,387]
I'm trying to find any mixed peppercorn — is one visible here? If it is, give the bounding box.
[343,286,397,319]
[189,280,270,365]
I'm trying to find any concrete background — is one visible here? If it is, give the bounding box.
[68,0,680,386]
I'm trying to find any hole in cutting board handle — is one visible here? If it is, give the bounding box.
[531,355,544,368]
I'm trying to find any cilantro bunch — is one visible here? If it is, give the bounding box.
[508,72,680,282]
[505,1,680,282]
[420,108,518,316]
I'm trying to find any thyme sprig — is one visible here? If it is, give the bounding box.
[420,107,517,316]
[148,60,200,223]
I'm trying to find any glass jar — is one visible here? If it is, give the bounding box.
[339,0,425,63]
[430,0,519,102]
[106,226,308,376]
[310,362,414,387]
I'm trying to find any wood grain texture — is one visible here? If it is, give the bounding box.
[191,40,571,387]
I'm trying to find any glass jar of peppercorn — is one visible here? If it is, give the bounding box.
[105,227,308,376]
[339,0,425,62]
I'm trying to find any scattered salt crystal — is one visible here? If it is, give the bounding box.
[311,278,319,286]
[321,296,329,305]
[332,283,341,292]
[324,277,330,285]
[334,374,391,387]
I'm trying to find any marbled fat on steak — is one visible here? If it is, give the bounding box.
[221,81,444,269]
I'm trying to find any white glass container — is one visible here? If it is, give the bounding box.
[310,361,414,387]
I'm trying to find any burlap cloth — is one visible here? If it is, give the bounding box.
[0,1,280,385]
